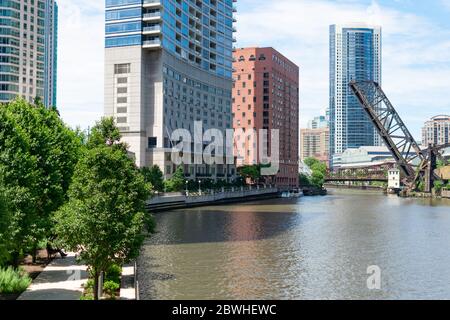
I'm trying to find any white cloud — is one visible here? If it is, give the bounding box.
[56,0,450,140]
[441,0,450,10]
[236,0,450,139]
[57,0,104,130]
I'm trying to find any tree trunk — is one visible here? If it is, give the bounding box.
[93,271,100,300]
[11,251,20,269]
[32,244,38,264]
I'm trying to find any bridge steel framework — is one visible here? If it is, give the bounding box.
[326,163,393,183]
[350,81,449,192]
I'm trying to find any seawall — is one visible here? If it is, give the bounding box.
[324,183,385,191]
[146,187,280,212]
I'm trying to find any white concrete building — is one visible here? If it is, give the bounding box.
[422,115,450,147]
[388,168,401,190]
[104,0,236,181]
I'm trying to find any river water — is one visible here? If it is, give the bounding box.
[138,189,450,300]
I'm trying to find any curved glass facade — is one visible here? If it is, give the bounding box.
[105,0,235,79]
[0,0,21,102]
[0,0,57,106]
[329,24,382,163]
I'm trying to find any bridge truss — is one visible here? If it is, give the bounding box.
[326,163,394,183]
[350,81,448,192]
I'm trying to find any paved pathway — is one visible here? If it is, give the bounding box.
[120,264,136,300]
[18,253,88,300]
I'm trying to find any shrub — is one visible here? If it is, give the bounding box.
[80,294,94,300]
[164,166,185,192]
[103,280,120,300]
[0,267,32,294]
[434,180,444,191]
[83,278,94,290]
[105,264,122,284]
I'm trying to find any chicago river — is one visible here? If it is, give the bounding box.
[138,190,450,300]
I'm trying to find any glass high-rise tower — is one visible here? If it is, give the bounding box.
[105,0,236,180]
[0,0,58,107]
[44,0,58,107]
[329,23,382,164]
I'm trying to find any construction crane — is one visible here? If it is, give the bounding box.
[349,81,449,193]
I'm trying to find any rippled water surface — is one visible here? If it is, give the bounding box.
[138,190,450,300]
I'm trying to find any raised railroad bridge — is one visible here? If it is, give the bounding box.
[325,163,394,183]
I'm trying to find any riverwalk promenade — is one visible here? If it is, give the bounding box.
[147,186,280,212]
[18,253,88,300]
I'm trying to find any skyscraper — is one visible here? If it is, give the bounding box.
[307,115,328,130]
[44,0,58,107]
[300,127,330,167]
[0,0,58,107]
[422,115,450,146]
[301,115,330,167]
[105,0,236,180]
[232,47,299,188]
[329,23,382,164]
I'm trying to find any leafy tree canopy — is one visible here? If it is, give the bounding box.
[142,165,164,192]
[0,99,83,264]
[164,166,186,192]
[54,144,151,299]
[238,165,262,184]
[87,117,123,150]
[303,158,327,189]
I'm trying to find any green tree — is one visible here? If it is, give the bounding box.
[0,188,11,266]
[310,171,325,189]
[86,117,123,150]
[54,145,151,300]
[304,158,327,189]
[142,165,164,192]
[214,179,227,190]
[299,173,311,188]
[434,180,444,194]
[238,165,261,184]
[437,159,448,169]
[0,99,82,265]
[164,166,186,192]
[54,118,154,300]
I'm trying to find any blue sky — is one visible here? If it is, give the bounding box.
[57,0,450,141]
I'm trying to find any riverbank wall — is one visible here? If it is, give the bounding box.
[401,189,450,199]
[146,187,280,212]
[324,183,385,191]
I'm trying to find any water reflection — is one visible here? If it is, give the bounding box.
[138,190,450,300]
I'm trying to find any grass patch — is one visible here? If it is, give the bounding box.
[0,267,32,294]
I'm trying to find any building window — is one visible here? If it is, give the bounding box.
[114,63,131,74]
[117,117,127,124]
[148,137,157,149]
[117,87,128,94]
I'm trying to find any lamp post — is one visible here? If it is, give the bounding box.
[185,180,189,197]
[198,180,202,196]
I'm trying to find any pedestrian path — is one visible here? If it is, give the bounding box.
[18,253,88,300]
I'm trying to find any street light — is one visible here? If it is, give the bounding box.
[198,180,202,196]
[185,180,189,196]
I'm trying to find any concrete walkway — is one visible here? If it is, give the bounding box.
[18,253,88,300]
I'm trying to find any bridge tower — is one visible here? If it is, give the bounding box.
[350,81,448,192]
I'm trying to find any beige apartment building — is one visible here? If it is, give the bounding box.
[300,127,330,167]
[422,115,450,146]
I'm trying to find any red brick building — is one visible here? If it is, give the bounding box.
[232,47,299,188]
